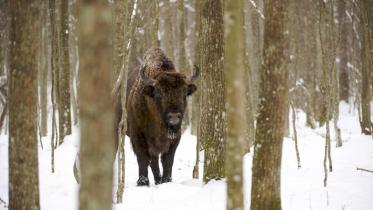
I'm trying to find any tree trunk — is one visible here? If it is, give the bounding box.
[360,0,372,135]
[8,1,41,209]
[250,0,289,209]
[39,0,49,137]
[78,1,115,210]
[199,0,225,182]
[224,0,245,209]
[161,0,175,60]
[337,0,349,102]
[177,0,190,133]
[49,0,60,150]
[192,0,201,178]
[191,0,201,136]
[58,0,72,144]
[150,0,160,47]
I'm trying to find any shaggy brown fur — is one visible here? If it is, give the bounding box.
[115,48,199,186]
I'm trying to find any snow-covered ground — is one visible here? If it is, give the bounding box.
[1,103,373,210]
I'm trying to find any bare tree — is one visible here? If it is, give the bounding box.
[225,0,246,209]
[8,1,41,209]
[199,0,226,183]
[58,0,72,144]
[192,0,201,178]
[38,0,49,137]
[359,0,372,135]
[250,0,289,209]
[78,1,116,210]
[337,0,350,102]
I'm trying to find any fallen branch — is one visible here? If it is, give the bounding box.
[0,197,7,208]
[357,167,373,174]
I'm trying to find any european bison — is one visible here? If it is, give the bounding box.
[115,48,199,186]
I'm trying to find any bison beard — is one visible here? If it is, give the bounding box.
[115,48,199,186]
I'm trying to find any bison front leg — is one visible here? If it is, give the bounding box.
[135,153,150,186]
[132,138,151,186]
[150,155,161,185]
[161,141,179,183]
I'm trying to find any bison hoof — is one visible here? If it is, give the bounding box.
[137,176,149,186]
[154,177,162,185]
[161,177,172,184]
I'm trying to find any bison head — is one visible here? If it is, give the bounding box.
[140,66,200,139]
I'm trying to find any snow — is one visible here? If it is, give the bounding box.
[1,102,373,210]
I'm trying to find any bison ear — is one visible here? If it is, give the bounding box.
[143,85,155,98]
[187,84,197,96]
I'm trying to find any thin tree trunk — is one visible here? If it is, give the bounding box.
[161,0,175,60]
[359,0,372,135]
[191,0,201,136]
[200,0,225,183]
[78,1,115,210]
[58,0,72,144]
[150,0,159,47]
[177,0,190,133]
[49,0,60,151]
[69,0,79,126]
[225,0,245,209]
[337,0,349,102]
[250,0,289,209]
[291,103,301,168]
[39,0,49,137]
[9,1,41,209]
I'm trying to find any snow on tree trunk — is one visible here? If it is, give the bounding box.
[199,0,226,183]
[250,0,289,209]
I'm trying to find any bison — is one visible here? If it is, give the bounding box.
[115,48,200,186]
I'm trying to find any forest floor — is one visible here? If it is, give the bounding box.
[1,102,373,210]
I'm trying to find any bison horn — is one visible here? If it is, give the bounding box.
[189,65,200,83]
[140,66,156,85]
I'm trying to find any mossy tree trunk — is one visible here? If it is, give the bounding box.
[8,0,41,209]
[250,0,289,209]
[199,0,226,183]
[78,1,116,210]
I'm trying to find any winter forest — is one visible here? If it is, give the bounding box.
[0,0,373,210]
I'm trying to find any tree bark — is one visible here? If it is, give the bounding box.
[49,0,60,151]
[199,0,225,182]
[337,0,349,102]
[39,0,49,137]
[177,0,190,133]
[58,0,72,144]
[8,1,41,209]
[161,0,175,60]
[250,0,289,209]
[224,0,245,209]
[191,0,201,136]
[78,1,115,210]
[359,0,372,135]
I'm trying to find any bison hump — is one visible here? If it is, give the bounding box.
[143,48,175,74]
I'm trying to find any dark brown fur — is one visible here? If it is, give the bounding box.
[115,48,198,186]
